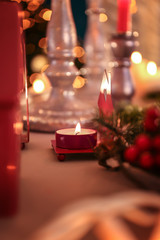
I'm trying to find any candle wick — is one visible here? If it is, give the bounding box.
[103,89,107,102]
[75,131,80,135]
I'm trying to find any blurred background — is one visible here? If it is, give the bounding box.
[19,0,160,96]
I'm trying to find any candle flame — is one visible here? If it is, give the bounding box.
[100,71,111,95]
[74,122,81,135]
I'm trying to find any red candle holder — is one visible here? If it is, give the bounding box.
[51,124,97,161]
[51,140,95,161]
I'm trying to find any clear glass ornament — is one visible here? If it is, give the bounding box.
[25,0,94,132]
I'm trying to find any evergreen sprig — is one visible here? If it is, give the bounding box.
[94,105,144,168]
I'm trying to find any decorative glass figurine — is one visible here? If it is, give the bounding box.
[25,0,94,132]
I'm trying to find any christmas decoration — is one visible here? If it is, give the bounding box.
[94,103,160,181]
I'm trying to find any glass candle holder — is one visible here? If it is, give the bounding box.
[25,0,95,132]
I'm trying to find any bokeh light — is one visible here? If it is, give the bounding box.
[31,54,48,72]
[13,122,23,134]
[23,19,31,30]
[73,46,85,58]
[38,37,47,49]
[72,76,86,89]
[39,9,52,21]
[33,79,45,93]
[99,13,108,22]
[131,51,142,64]
[23,18,35,29]
[27,1,40,11]
[131,0,137,14]
[29,73,42,84]
[23,10,30,18]
[147,61,157,76]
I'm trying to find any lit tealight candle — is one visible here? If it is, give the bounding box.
[56,123,97,149]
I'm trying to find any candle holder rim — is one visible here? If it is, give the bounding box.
[110,31,138,40]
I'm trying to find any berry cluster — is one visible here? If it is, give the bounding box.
[124,107,160,170]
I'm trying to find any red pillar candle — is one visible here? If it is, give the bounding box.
[117,0,131,33]
[0,1,23,216]
[56,123,97,149]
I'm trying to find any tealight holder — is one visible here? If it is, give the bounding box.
[110,32,139,107]
[51,123,97,161]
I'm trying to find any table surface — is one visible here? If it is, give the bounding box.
[0,132,153,240]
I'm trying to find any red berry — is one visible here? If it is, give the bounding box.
[155,153,160,167]
[146,107,159,120]
[139,152,154,169]
[135,134,151,152]
[144,117,158,132]
[124,145,139,163]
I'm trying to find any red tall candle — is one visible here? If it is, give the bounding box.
[117,0,131,33]
[0,1,23,216]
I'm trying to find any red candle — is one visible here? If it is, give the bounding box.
[98,71,114,115]
[117,0,131,33]
[0,1,23,216]
[56,123,97,149]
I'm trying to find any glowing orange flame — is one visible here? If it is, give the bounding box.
[74,122,81,135]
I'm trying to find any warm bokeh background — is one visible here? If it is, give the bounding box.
[19,0,160,97]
